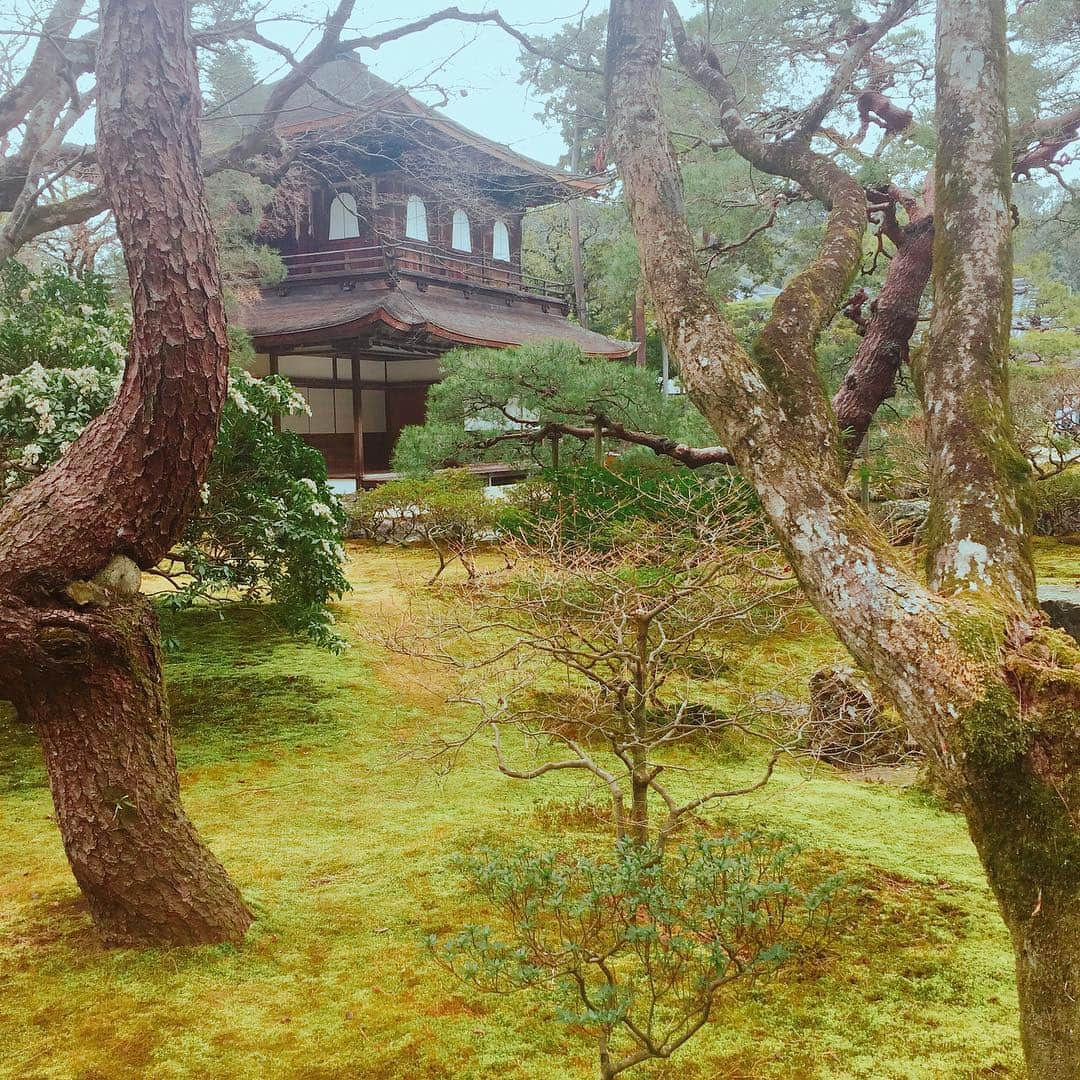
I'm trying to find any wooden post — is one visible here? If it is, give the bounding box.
[633,283,647,368]
[268,353,281,433]
[351,353,364,488]
[550,431,561,471]
[594,418,604,467]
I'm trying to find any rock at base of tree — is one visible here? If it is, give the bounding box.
[1038,585,1080,643]
[804,666,917,769]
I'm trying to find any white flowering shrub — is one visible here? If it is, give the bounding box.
[0,264,348,649]
[166,369,350,650]
[0,361,120,488]
[0,261,130,376]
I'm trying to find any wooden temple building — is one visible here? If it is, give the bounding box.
[221,60,634,488]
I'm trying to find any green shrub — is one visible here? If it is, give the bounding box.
[347,469,501,581]
[432,833,846,1080]
[0,262,129,377]
[161,371,350,651]
[0,263,348,648]
[1035,468,1080,536]
[502,462,763,552]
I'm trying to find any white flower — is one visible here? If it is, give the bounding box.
[320,539,346,560]
[299,478,318,493]
[228,384,256,413]
[22,363,47,391]
[309,501,334,520]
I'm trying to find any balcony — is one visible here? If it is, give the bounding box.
[279,239,569,303]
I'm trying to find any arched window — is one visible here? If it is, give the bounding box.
[451,208,472,252]
[492,219,511,262]
[328,192,360,241]
[405,195,428,242]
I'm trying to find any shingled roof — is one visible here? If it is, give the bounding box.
[204,57,606,205]
[238,282,635,358]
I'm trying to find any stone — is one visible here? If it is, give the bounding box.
[1038,584,1080,643]
[64,554,143,607]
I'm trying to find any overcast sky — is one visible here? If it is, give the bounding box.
[6,2,1074,184]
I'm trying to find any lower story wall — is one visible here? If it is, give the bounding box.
[253,352,440,474]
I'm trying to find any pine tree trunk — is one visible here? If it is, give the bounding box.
[832,213,933,459]
[13,597,251,946]
[633,284,647,368]
[0,0,251,944]
[569,112,590,330]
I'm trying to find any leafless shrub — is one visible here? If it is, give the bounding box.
[384,480,800,850]
[346,470,507,583]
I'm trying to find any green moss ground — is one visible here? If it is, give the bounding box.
[1031,536,1080,584]
[6,542,1073,1078]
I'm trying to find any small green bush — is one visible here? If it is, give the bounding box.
[503,462,763,553]
[347,469,501,581]
[1035,468,1080,536]
[432,833,846,1080]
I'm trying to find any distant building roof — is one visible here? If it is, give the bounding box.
[204,57,606,206]
[238,281,635,358]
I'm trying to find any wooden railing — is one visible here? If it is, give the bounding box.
[280,244,386,277]
[280,239,568,302]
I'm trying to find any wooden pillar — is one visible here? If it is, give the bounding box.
[351,353,364,488]
[268,353,281,433]
[633,283,647,368]
[550,432,561,471]
[594,417,604,467]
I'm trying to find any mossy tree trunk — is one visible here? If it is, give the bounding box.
[605,0,1080,1073]
[965,758,1080,1077]
[0,0,251,945]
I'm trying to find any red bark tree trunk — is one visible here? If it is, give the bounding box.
[9,600,251,945]
[833,213,933,458]
[569,110,590,331]
[0,0,251,945]
[633,283,647,368]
